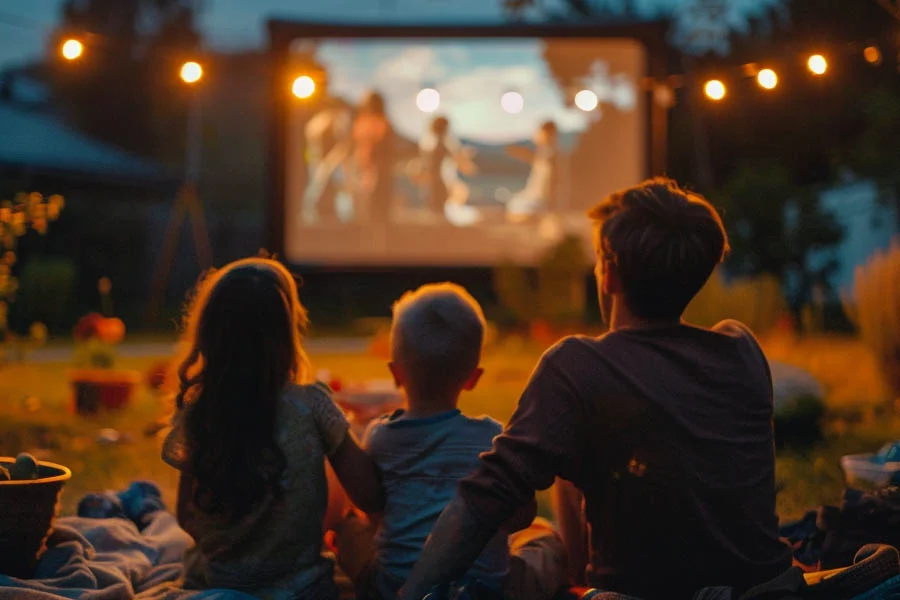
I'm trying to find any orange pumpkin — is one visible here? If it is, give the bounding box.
[96,318,125,345]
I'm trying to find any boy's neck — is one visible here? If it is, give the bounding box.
[403,390,460,419]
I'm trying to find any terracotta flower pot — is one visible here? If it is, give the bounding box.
[68,369,141,415]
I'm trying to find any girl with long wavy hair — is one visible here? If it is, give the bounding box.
[161,257,383,599]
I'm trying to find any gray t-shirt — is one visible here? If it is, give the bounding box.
[363,409,509,597]
[162,381,350,599]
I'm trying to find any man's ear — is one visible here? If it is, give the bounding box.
[603,260,624,295]
[388,362,404,388]
[462,367,484,391]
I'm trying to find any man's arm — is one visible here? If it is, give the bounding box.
[501,496,538,534]
[400,340,587,599]
[400,495,496,600]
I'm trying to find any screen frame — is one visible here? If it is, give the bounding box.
[265,19,669,268]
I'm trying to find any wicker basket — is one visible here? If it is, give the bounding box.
[0,458,71,578]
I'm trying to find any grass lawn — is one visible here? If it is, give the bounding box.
[1,334,899,523]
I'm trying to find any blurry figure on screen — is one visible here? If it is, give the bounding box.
[303,101,353,223]
[413,116,478,220]
[349,91,395,223]
[504,120,561,221]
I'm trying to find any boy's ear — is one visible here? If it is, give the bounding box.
[388,362,404,388]
[462,367,484,391]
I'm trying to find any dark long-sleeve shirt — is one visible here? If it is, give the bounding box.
[460,320,792,599]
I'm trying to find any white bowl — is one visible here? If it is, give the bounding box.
[841,451,900,488]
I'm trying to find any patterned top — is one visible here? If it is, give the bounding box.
[364,409,509,597]
[162,382,350,600]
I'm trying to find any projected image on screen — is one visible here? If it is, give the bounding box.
[284,37,646,266]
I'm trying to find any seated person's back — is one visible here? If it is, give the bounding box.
[161,257,384,600]
[362,283,508,598]
[365,409,507,594]
[543,319,787,598]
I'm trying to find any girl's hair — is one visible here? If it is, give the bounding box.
[174,257,313,516]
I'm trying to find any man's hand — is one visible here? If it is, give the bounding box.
[398,495,498,600]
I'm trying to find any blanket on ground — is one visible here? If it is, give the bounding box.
[0,507,254,600]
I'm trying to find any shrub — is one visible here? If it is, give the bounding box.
[8,258,77,331]
[684,271,788,335]
[845,239,900,401]
[494,234,591,326]
[773,393,827,449]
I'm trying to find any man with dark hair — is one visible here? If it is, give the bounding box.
[400,178,793,600]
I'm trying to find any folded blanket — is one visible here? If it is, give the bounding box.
[0,483,254,600]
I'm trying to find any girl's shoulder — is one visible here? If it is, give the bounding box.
[282,381,334,409]
[281,382,349,457]
[281,381,346,426]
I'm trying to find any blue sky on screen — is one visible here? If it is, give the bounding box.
[1,0,783,69]
[314,39,638,144]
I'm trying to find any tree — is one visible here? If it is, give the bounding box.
[715,163,842,316]
[47,0,202,163]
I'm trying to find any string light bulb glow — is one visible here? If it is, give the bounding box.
[292,75,316,99]
[807,54,827,75]
[864,46,882,65]
[415,88,440,113]
[500,91,524,114]
[180,61,203,84]
[757,68,778,90]
[574,89,599,111]
[61,39,83,61]
[704,79,726,101]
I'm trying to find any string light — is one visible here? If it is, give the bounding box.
[180,61,203,84]
[292,75,316,99]
[864,45,882,65]
[416,88,440,113]
[61,39,83,61]
[807,54,828,75]
[46,19,875,110]
[757,68,778,90]
[574,89,599,111]
[704,79,726,101]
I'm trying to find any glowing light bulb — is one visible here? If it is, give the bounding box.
[61,39,83,61]
[807,54,827,75]
[757,68,778,90]
[416,88,440,113]
[704,79,726,101]
[574,89,599,111]
[180,61,203,84]
[864,46,882,65]
[292,75,316,99]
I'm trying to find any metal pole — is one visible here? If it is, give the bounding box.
[186,89,202,185]
[184,88,212,269]
[144,84,210,322]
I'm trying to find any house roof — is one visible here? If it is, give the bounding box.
[0,100,170,185]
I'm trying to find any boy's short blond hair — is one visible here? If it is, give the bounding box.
[391,283,486,396]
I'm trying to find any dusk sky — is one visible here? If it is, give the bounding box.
[1,0,783,69]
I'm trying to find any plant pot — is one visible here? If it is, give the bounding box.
[68,369,141,415]
[0,458,71,578]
